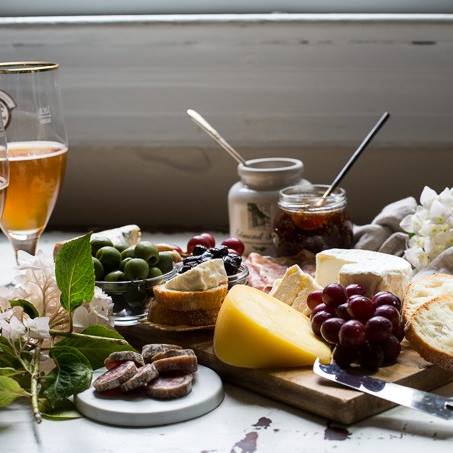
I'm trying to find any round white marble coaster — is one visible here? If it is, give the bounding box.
[74,365,224,427]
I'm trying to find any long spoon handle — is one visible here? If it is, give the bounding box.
[187,109,247,166]
[322,112,390,200]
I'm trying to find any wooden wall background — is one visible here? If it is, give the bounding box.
[0,15,452,230]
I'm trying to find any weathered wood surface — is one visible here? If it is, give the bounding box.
[119,322,453,424]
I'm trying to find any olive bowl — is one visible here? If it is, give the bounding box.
[96,266,178,326]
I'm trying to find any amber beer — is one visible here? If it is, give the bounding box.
[0,175,7,218]
[1,141,67,235]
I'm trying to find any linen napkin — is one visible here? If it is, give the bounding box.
[353,197,453,275]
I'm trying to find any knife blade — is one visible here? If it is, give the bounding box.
[313,359,453,420]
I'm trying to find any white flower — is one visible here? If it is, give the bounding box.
[0,287,13,312]
[0,315,26,342]
[72,287,114,331]
[23,317,50,339]
[401,186,453,271]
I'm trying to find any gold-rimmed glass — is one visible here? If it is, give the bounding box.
[0,62,68,262]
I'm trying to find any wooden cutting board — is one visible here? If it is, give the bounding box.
[118,322,453,425]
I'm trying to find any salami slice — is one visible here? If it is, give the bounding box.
[142,343,182,364]
[153,349,198,374]
[104,351,144,370]
[146,373,193,400]
[93,361,137,392]
[120,363,159,392]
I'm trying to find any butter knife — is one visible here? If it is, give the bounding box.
[313,359,453,420]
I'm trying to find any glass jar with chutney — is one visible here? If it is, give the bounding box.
[273,184,353,256]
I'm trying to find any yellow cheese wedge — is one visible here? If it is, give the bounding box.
[213,285,331,368]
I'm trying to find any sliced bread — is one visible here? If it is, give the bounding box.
[403,273,453,322]
[405,295,453,370]
[148,300,219,326]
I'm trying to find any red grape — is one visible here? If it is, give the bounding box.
[333,345,357,368]
[359,342,384,370]
[372,291,401,312]
[345,283,367,298]
[339,320,366,347]
[335,303,351,321]
[200,233,216,248]
[365,316,393,343]
[311,303,333,317]
[307,290,324,312]
[347,296,374,321]
[393,323,405,342]
[322,284,346,308]
[311,311,333,336]
[320,317,345,344]
[187,235,211,254]
[221,237,244,256]
[373,305,400,331]
[381,335,401,365]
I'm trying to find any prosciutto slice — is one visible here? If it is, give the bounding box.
[245,253,288,293]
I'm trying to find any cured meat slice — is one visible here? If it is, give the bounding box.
[93,361,137,392]
[146,374,193,400]
[153,349,198,374]
[245,253,287,293]
[120,363,159,392]
[142,343,182,364]
[104,351,144,369]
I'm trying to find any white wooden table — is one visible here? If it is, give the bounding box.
[1,232,452,453]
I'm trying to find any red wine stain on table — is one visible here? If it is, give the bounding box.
[230,432,258,453]
[324,421,351,441]
[252,416,272,430]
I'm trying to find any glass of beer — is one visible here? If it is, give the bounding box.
[0,62,67,261]
[0,116,9,222]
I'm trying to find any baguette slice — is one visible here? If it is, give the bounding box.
[403,273,453,322]
[405,295,453,370]
[153,284,228,312]
[148,300,218,326]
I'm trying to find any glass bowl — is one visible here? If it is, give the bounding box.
[227,264,249,288]
[96,267,178,326]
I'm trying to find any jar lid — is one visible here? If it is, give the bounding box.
[238,158,303,190]
[279,184,347,212]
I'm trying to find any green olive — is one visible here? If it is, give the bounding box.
[114,243,127,253]
[148,267,163,279]
[134,241,159,265]
[156,252,174,274]
[121,246,135,260]
[104,270,127,282]
[96,246,122,271]
[92,257,104,281]
[124,258,149,280]
[91,237,113,256]
[119,257,133,271]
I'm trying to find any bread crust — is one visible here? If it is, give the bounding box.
[405,295,453,370]
[153,283,228,312]
[148,300,218,326]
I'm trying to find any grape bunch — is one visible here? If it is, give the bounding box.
[308,283,404,370]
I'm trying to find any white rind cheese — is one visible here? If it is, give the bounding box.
[92,225,141,249]
[166,259,227,292]
[270,265,321,315]
[315,248,413,299]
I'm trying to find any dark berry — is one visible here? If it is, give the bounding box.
[209,246,229,258]
[192,244,207,256]
[223,254,242,275]
[322,284,347,308]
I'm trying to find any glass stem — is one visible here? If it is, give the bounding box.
[9,234,39,264]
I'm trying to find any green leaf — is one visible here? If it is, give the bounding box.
[9,299,40,319]
[55,233,95,313]
[40,398,81,421]
[0,367,19,376]
[0,337,21,369]
[0,376,28,407]
[43,346,92,408]
[57,325,135,369]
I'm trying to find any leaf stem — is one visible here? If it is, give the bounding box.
[49,329,129,345]
[31,345,42,424]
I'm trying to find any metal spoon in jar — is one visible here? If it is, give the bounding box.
[318,112,390,206]
[186,109,247,166]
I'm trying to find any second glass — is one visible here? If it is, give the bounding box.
[0,62,68,261]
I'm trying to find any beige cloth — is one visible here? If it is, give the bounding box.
[353,196,453,274]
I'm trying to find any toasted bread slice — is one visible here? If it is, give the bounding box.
[153,283,228,312]
[403,273,453,322]
[405,295,453,370]
[148,300,218,326]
